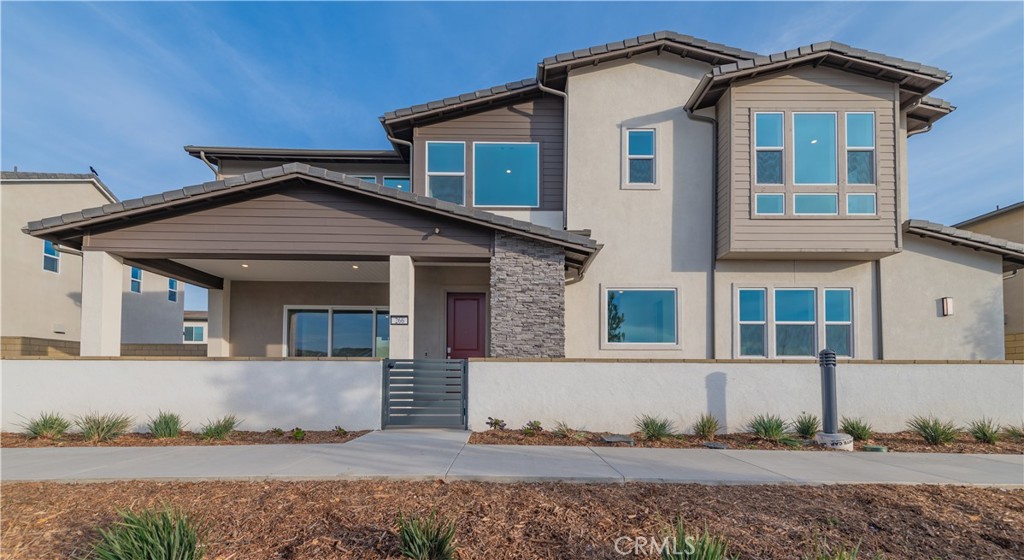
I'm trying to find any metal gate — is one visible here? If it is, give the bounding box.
[382,359,467,428]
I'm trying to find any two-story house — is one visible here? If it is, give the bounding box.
[24,32,1024,360]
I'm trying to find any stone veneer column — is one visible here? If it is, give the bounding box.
[489,232,565,357]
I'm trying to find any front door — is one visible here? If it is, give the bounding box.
[446,292,486,359]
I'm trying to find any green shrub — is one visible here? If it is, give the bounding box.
[397,510,457,560]
[486,417,506,430]
[840,417,873,441]
[20,412,72,440]
[91,505,206,560]
[747,414,788,443]
[551,421,573,438]
[291,427,306,441]
[968,418,1001,444]
[521,420,543,436]
[635,414,675,441]
[147,411,183,439]
[907,416,960,445]
[270,428,284,436]
[804,539,865,560]
[333,425,348,436]
[200,415,240,440]
[660,519,737,560]
[1004,424,1024,442]
[691,413,721,441]
[793,414,822,438]
[76,413,134,443]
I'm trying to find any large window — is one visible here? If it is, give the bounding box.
[755,113,784,185]
[775,289,816,357]
[736,288,855,358]
[42,240,60,273]
[846,113,875,185]
[738,289,767,357]
[793,113,837,185]
[382,176,411,192]
[168,279,179,302]
[825,289,853,357]
[130,267,142,293]
[473,142,539,207]
[426,142,465,204]
[625,129,656,185]
[604,288,677,345]
[286,307,389,358]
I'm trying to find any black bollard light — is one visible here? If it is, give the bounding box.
[819,349,838,434]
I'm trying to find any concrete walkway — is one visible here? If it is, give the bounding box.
[2,430,1022,486]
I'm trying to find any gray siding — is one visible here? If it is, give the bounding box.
[412,97,564,211]
[85,182,493,259]
[724,66,899,257]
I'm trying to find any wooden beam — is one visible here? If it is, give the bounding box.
[122,258,224,290]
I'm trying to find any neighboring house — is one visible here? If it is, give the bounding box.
[1,171,186,356]
[183,310,208,344]
[955,202,1024,359]
[23,32,1024,360]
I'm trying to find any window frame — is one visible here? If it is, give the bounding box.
[846,193,877,216]
[599,285,681,350]
[824,288,854,357]
[42,240,60,274]
[736,288,768,357]
[793,193,839,216]
[281,305,390,358]
[183,325,205,342]
[167,278,179,302]
[352,175,376,183]
[754,193,785,216]
[382,176,411,192]
[753,112,785,186]
[471,141,541,208]
[733,287,857,359]
[773,288,818,358]
[425,141,466,204]
[845,112,876,186]
[622,128,658,189]
[791,111,839,187]
[129,267,143,294]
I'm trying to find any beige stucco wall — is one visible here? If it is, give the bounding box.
[955,206,1023,336]
[120,266,186,344]
[564,53,715,358]
[229,281,388,357]
[413,265,490,359]
[881,236,1005,360]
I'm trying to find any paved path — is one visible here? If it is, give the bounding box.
[2,430,1021,486]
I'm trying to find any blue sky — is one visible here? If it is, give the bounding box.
[3,1,1022,310]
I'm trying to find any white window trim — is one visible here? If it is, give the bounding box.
[42,240,60,274]
[470,141,541,208]
[773,288,818,358]
[734,287,856,359]
[599,285,681,350]
[754,193,785,216]
[425,141,466,204]
[736,288,768,358]
[183,325,205,343]
[845,112,876,186]
[352,175,376,183]
[129,267,143,294]
[753,112,785,186]
[793,193,839,216]
[622,128,658,190]
[846,193,877,216]
[281,305,390,358]
[792,112,839,187]
[824,288,854,357]
[382,176,411,191]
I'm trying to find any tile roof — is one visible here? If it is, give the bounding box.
[904,219,1024,263]
[711,41,949,80]
[2,170,118,203]
[953,201,1024,229]
[540,30,759,67]
[380,78,540,122]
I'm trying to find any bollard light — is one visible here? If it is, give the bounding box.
[815,348,854,451]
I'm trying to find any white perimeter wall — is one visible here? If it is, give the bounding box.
[1,360,382,432]
[468,361,1024,433]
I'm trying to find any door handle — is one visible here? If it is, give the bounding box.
[447,347,452,358]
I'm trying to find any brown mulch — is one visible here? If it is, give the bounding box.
[469,429,1024,454]
[0,430,369,448]
[2,480,1022,559]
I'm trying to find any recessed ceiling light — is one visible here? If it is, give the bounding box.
[352,265,360,269]
[241,264,249,268]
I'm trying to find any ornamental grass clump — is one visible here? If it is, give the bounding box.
[967,418,1001,444]
[20,412,72,440]
[635,414,675,441]
[147,411,184,439]
[1004,424,1024,442]
[839,417,873,442]
[200,415,240,440]
[91,505,207,560]
[907,415,960,445]
[691,413,721,441]
[396,510,458,560]
[76,413,134,443]
[747,414,787,442]
[660,519,737,560]
[793,414,822,439]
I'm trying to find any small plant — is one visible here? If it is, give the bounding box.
[907,416,960,445]
[20,412,72,440]
[551,421,574,438]
[486,417,506,430]
[1004,424,1024,442]
[521,420,543,436]
[804,538,864,560]
[200,415,240,440]
[91,505,207,560]
[291,427,306,441]
[397,510,458,560]
[747,414,788,443]
[660,519,737,560]
[793,414,822,439]
[968,418,1001,444]
[76,412,134,443]
[691,413,721,441]
[635,414,675,441]
[840,417,873,441]
[333,425,348,436]
[147,411,183,439]
[270,427,284,436]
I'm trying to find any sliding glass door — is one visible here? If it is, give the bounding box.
[286,308,389,358]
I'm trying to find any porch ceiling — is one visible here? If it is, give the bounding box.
[173,259,390,283]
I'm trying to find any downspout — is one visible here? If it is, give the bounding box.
[387,135,414,191]
[198,151,221,180]
[685,107,718,359]
[536,78,569,230]
[907,123,932,138]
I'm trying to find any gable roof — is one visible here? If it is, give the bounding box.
[1,170,118,204]
[953,201,1024,229]
[904,219,1024,271]
[184,146,404,166]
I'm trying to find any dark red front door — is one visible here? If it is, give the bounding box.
[446,293,486,359]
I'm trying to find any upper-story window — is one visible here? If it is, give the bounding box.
[754,113,783,185]
[473,142,539,207]
[846,113,875,185]
[382,176,411,192]
[42,240,60,273]
[625,129,656,185]
[793,113,837,185]
[168,278,179,302]
[426,141,465,204]
[130,267,142,293]
[353,175,376,183]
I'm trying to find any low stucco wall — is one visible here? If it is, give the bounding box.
[1,359,383,432]
[468,360,1024,433]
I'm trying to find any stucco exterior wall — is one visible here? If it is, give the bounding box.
[120,266,186,344]
[881,236,1005,359]
[564,53,715,358]
[230,281,388,357]
[413,266,490,359]
[955,206,1023,338]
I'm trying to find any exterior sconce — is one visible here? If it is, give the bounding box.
[941,297,954,317]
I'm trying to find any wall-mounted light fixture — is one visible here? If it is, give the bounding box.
[941,297,954,317]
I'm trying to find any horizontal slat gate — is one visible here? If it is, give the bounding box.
[383,359,467,428]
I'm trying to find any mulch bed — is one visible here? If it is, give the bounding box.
[0,430,369,448]
[2,480,1021,559]
[469,429,1024,454]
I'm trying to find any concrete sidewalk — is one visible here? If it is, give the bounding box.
[2,430,1022,486]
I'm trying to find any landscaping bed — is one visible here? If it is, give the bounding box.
[2,480,1022,559]
[469,429,1024,454]
[0,429,369,448]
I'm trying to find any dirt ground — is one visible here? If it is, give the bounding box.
[469,429,1024,454]
[2,481,1021,559]
[0,430,369,448]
